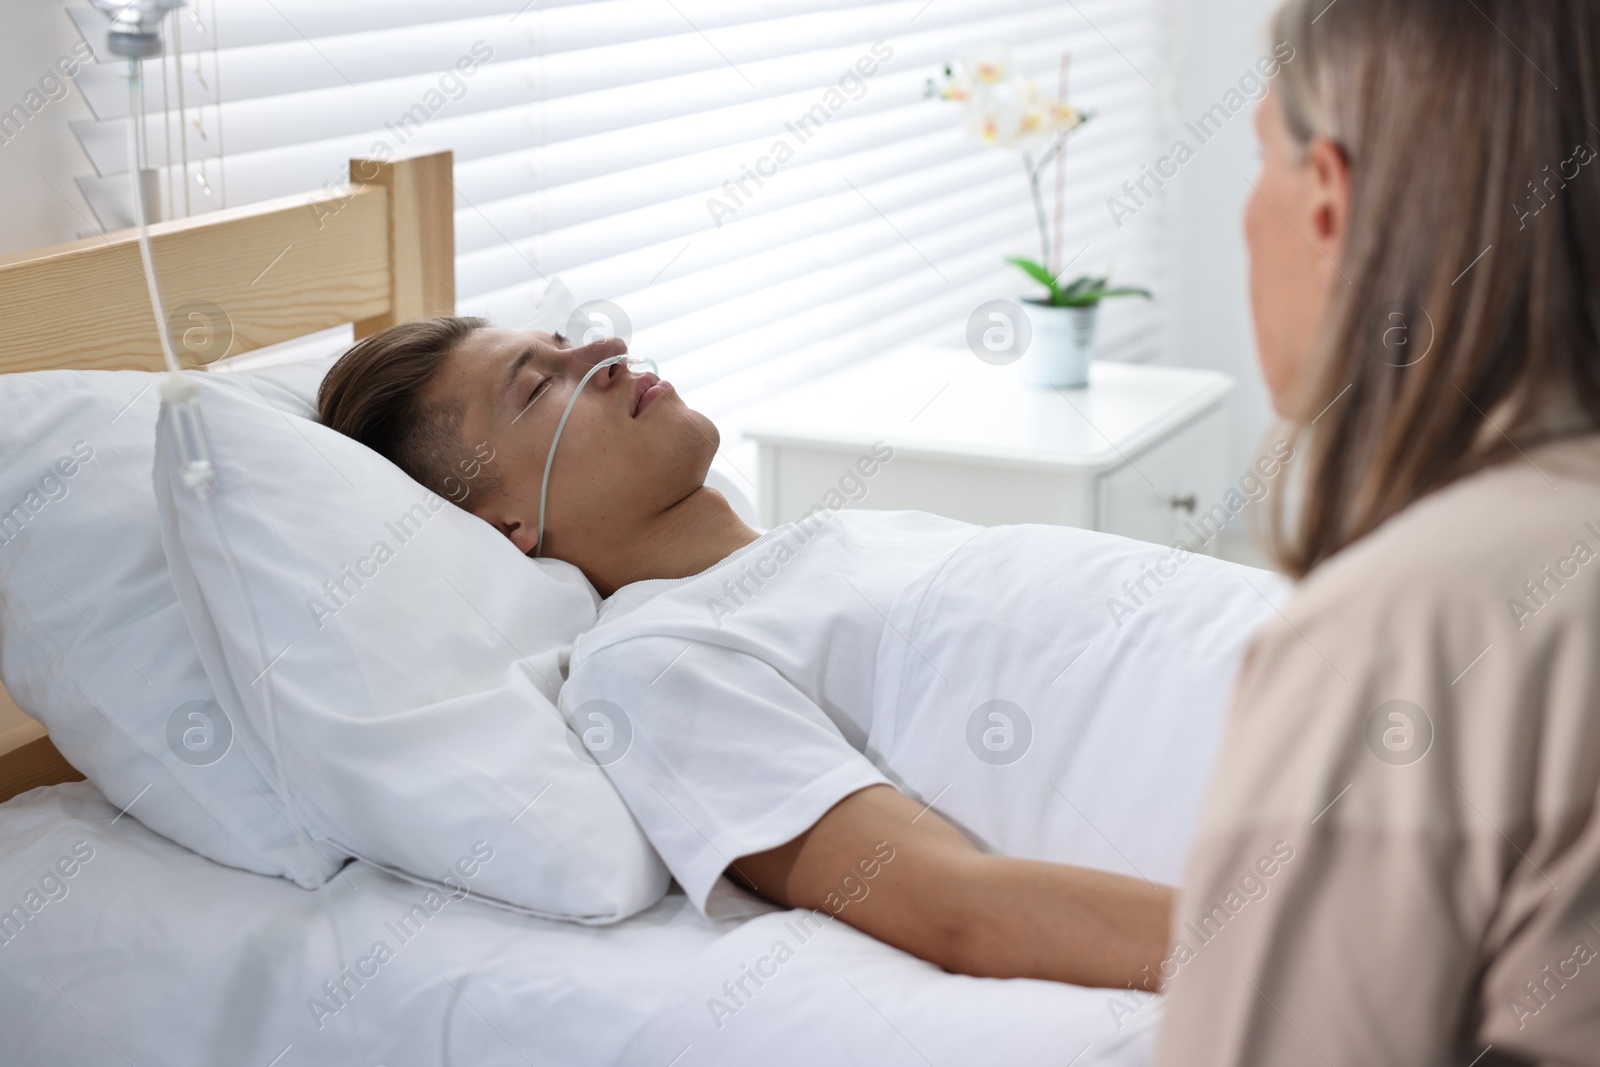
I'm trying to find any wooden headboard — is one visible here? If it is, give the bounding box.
[0,149,455,803]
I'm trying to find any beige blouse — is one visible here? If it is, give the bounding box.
[1156,436,1600,1067]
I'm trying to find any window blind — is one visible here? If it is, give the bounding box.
[67,0,1166,415]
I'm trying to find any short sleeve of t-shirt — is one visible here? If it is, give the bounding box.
[560,633,892,918]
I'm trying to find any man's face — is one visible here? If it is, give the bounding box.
[423,327,718,560]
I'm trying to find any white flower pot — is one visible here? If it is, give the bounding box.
[1022,300,1098,388]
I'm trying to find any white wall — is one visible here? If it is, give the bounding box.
[0,0,96,257]
[1154,0,1282,485]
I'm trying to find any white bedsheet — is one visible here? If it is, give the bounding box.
[620,906,1161,1067]
[0,782,730,1066]
[0,782,1162,1066]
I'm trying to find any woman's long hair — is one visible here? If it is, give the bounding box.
[1269,0,1600,577]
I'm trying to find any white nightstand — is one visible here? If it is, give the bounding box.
[738,346,1235,548]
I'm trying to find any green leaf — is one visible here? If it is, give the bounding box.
[1057,285,1153,307]
[1005,256,1059,298]
[1058,275,1103,300]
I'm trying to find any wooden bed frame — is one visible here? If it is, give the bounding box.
[0,149,455,804]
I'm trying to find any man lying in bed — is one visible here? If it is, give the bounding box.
[319,317,1237,990]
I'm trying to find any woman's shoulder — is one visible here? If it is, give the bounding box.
[1230,434,1600,753]
[1288,434,1600,637]
[1208,436,1600,834]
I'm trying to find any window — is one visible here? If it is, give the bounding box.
[69,0,1165,414]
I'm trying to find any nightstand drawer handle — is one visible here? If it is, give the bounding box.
[1169,493,1198,513]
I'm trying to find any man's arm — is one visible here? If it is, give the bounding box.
[727,784,1172,990]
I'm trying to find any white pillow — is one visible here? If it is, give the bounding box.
[0,365,344,886]
[153,373,670,922]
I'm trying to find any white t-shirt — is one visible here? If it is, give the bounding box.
[560,509,980,917]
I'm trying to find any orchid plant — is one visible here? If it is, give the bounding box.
[1003,259,1152,307]
[928,48,1149,308]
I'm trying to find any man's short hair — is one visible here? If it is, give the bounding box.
[317,315,504,504]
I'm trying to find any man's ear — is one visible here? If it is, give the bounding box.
[1305,135,1352,264]
[476,502,539,556]
[501,520,539,557]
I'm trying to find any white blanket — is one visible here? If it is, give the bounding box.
[872,523,1289,885]
[620,524,1287,1066]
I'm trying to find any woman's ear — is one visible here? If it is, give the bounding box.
[1305,135,1353,263]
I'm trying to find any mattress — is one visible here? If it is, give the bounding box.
[0,782,1162,1066]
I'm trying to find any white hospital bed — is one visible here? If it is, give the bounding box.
[0,149,1164,1067]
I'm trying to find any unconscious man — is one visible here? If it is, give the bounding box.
[319,317,1279,990]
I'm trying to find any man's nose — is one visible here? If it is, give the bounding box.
[560,335,629,391]
[570,335,629,368]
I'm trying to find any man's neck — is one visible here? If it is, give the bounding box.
[578,485,762,598]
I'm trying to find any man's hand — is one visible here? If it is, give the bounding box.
[726,785,1172,989]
